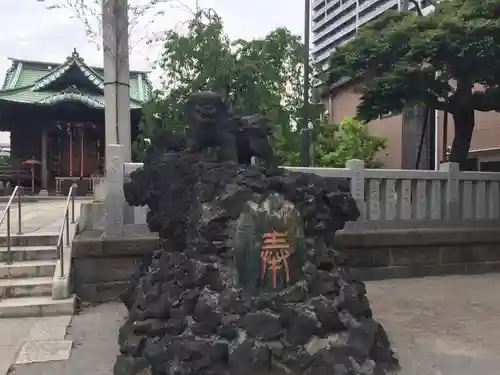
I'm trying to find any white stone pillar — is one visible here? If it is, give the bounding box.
[102,0,132,166]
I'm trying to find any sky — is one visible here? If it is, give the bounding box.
[0,0,306,144]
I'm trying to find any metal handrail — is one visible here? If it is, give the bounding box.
[0,186,23,264]
[56,184,77,278]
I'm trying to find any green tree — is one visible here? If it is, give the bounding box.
[314,117,386,168]
[140,9,324,165]
[0,155,9,167]
[324,0,500,169]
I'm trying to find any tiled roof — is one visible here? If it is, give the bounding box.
[0,49,152,109]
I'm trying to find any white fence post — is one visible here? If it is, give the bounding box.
[104,144,126,237]
[346,159,365,219]
[440,162,460,220]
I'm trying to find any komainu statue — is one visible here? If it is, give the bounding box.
[238,114,277,169]
[183,91,239,162]
[183,92,277,168]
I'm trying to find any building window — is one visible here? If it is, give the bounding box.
[420,0,435,8]
[313,0,327,12]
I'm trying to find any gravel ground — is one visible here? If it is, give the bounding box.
[10,273,500,375]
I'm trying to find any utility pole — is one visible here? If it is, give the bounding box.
[102,0,132,164]
[301,0,311,167]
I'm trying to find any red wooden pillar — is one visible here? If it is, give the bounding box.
[80,126,84,177]
[68,124,73,177]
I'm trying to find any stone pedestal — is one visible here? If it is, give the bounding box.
[114,152,399,375]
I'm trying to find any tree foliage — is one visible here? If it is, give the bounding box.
[314,117,386,168]
[140,9,324,166]
[325,0,500,168]
[0,155,9,167]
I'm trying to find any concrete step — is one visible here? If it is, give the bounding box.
[0,245,58,262]
[0,233,58,247]
[0,276,53,298]
[0,259,57,279]
[0,295,76,317]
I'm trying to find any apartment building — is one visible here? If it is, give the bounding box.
[316,1,500,171]
[312,0,400,71]
[317,0,500,171]
[312,0,435,70]
[325,80,500,171]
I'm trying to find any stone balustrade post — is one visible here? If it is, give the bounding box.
[346,159,365,219]
[439,162,460,220]
[104,144,126,237]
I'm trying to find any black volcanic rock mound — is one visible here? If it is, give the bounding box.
[116,150,399,375]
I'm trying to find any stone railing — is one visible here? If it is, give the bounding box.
[102,144,500,234]
[287,160,500,230]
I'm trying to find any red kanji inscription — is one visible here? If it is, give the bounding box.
[260,231,291,288]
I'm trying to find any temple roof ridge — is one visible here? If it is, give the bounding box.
[6,51,151,74]
[36,86,106,109]
[32,48,104,92]
[0,49,152,109]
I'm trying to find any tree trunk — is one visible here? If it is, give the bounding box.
[449,109,475,170]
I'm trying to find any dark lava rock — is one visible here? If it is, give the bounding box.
[228,339,272,375]
[241,312,284,341]
[114,149,398,375]
[285,309,318,345]
[311,297,344,333]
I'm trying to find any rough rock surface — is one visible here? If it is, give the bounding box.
[116,151,399,375]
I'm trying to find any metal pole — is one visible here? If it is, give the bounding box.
[17,188,22,235]
[65,212,70,247]
[311,126,316,167]
[442,109,448,161]
[71,188,75,224]
[301,0,311,167]
[7,207,11,264]
[59,243,64,278]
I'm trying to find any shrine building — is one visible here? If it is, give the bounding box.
[0,49,152,193]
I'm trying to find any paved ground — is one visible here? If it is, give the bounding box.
[0,199,89,235]
[0,199,88,374]
[367,274,500,374]
[1,273,498,375]
[0,315,73,375]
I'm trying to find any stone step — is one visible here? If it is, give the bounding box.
[0,276,53,298]
[0,233,58,247]
[0,245,58,262]
[0,295,76,318]
[0,259,57,279]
